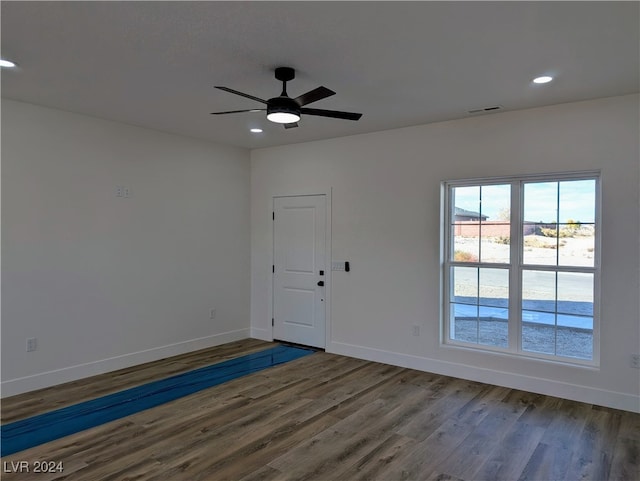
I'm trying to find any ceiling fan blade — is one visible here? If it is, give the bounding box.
[210,109,266,115]
[301,108,362,121]
[284,122,299,129]
[214,86,267,105]
[294,86,336,106]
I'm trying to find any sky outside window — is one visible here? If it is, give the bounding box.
[454,180,595,222]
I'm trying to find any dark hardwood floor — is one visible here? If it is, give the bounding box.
[1,339,638,481]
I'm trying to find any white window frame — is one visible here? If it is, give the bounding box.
[442,171,601,367]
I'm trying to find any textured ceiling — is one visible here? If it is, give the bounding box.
[2,1,638,149]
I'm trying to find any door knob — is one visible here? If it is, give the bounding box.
[317,280,324,287]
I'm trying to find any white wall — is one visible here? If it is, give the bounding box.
[251,94,640,412]
[2,99,251,396]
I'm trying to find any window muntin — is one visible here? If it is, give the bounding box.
[444,173,599,364]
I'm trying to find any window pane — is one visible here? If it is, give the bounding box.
[451,302,478,343]
[522,271,556,354]
[523,182,559,266]
[478,265,509,348]
[453,266,477,304]
[478,306,508,347]
[557,272,593,316]
[450,266,509,348]
[524,182,558,224]
[558,223,595,267]
[479,184,511,263]
[522,270,556,313]
[452,186,480,262]
[453,186,481,215]
[556,313,593,360]
[556,321,593,360]
[522,321,555,355]
[479,268,509,307]
[522,272,594,361]
[558,180,595,225]
[523,226,558,265]
[556,180,596,267]
[450,267,478,343]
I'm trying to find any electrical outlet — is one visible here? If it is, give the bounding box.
[26,337,37,352]
[209,308,216,320]
[631,354,640,369]
[412,325,420,337]
[115,186,123,197]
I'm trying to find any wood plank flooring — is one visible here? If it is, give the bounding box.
[1,339,638,481]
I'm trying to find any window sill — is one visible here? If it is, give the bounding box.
[441,339,600,370]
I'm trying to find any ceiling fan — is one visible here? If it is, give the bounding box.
[211,67,362,129]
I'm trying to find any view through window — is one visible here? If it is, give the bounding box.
[445,174,598,363]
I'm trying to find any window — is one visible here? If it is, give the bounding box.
[443,173,599,364]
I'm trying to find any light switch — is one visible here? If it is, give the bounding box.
[332,261,346,271]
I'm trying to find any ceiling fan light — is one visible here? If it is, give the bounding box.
[267,111,300,124]
[266,96,301,124]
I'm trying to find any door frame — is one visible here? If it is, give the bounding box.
[270,190,331,349]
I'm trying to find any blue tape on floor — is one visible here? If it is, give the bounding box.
[1,344,314,456]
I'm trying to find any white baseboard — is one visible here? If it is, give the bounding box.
[1,329,250,398]
[328,340,640,413]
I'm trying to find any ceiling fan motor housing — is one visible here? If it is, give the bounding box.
[267,96,301,117]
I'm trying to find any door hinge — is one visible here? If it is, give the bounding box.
[272,265,275,273]
[272,212,274,220]
[272,318,274,326]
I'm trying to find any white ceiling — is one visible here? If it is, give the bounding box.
[2,1,638,149]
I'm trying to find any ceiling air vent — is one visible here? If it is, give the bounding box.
[467,105,503,114]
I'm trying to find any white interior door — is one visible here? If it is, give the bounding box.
[273,195,326,348]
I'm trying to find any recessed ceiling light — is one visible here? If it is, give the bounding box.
[0,59,17,68]
[250,128,263,133]
[533,76,553,84]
